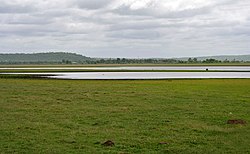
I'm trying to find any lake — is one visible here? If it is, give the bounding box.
[3,72,250,79]
[1,66,250,71]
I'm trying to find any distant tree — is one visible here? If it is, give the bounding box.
[202,58,220,63]
[188,58,193,63]
[62,59,72,64]
[116,58,121,64]
[121,58,126,63]
[223,59,230,63]
[100,59,105,63]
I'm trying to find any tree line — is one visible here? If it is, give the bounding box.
[0,58,248,65]
[66,58,248,64]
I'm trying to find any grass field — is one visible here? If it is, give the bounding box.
[0,78,250,153]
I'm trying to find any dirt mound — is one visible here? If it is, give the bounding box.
[102,140,115,146]
[159,142,170,145]
[227,119,246,125]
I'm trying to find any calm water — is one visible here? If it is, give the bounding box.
[4,72,250,79]
[1,66,250,71]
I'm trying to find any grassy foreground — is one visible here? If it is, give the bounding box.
[0,78,250,153]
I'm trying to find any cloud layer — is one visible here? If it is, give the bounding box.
[0,0,250,57]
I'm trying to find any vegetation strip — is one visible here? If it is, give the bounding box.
[1,70,250,73]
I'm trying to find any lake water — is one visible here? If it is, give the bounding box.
[1,66,250,71]
[4,72,250,79]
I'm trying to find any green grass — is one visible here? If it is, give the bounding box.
[1,78,250,153]
[1,64,249,73]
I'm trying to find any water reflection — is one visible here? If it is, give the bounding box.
[48,72,250,79]
[3,72,250,79]
[1,66,250,71]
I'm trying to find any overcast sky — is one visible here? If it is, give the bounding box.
[0,0,250,58]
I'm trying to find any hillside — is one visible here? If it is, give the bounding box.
[0,52,91,63]
[175,54,250,61]
[0,52,249,64]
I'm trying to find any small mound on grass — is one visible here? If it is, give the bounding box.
[102,140,115,146]
[227,119,246,125]
[159,142,170,145]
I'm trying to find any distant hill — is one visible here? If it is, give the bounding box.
[0,52,249,64]
[0,52,91,63]
[175,54,250,61]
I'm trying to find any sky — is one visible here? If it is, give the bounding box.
[0,0,250,58]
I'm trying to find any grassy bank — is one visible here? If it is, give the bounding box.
[0,78,250,153]
[1,69,250,73]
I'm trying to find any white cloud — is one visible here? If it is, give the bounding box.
[0,0,249,57]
